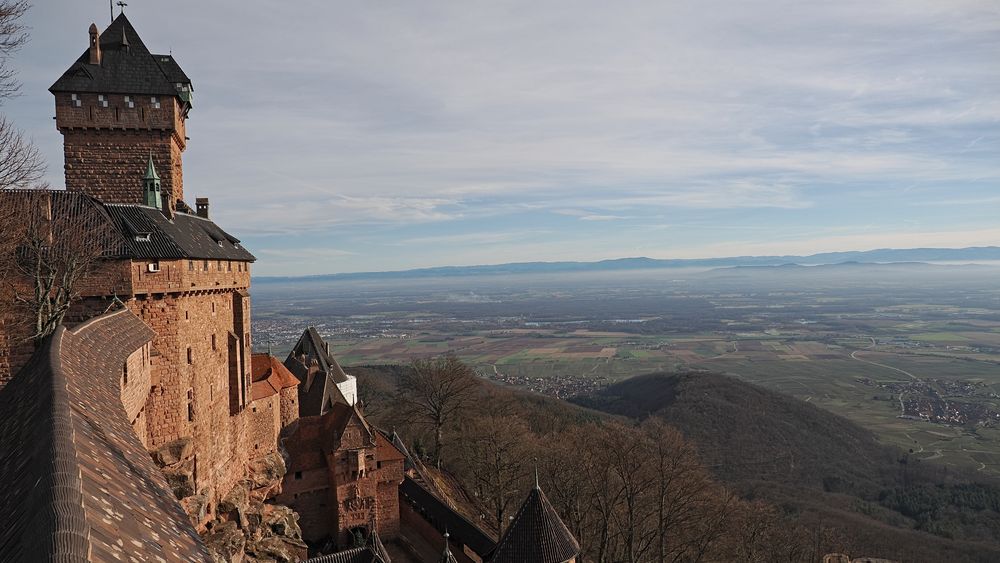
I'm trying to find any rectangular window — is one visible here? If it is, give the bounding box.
[203,260,209,271]
[211,334,217,351]
[71,93,81,107]
[218,260,223,270]
[188,402,194,422]
[227,261,232,272]
[122,361,128,385]
[189,260,194,271]
[187,347,193,364]
[151,96,160,109]
[98,94,108,108]
[294,471,302,480]
[124,95,134,108]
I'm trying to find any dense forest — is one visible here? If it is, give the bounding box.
[352,362,1000,562]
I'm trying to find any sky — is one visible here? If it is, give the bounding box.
[7,0,1000,275]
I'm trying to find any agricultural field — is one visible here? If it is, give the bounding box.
[252,263,1000,477]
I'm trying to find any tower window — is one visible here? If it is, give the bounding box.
[124,95,134,108]
[70,93,81,107]
[211,334,217,351]
[187,347,193,364]
[98,94,108,108]
[122,361,128,385]
[151,96,160,109]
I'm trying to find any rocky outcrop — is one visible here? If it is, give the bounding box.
[200,455,306,562]
[149,438,305,562]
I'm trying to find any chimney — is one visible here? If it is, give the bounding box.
[88,23,101,65]
[195,197,210,219]
[161,192,174,220]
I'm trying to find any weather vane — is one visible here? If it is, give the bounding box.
[117,1,128,16]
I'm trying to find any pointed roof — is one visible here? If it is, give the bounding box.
[50,14,191,98]
[488,486,580,563]
[144,155,160,181]
[284,327,352,416]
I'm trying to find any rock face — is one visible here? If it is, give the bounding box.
[150,437,305,562]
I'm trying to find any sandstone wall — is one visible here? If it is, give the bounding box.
[55,92,187,203]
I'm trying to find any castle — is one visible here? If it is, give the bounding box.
[0,13,580,563]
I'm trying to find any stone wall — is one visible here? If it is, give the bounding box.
[55,92,187,204]
[247,393,281,457]
[121,342,153,447]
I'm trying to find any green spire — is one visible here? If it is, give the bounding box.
[143,155,162,208]
[144,154,160,180]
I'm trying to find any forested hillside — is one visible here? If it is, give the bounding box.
[353,363,1000,561]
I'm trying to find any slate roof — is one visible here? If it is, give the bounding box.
[399,476,497,558]
[50,14,192,98]
[285,327,351,417]
[302,527,391,563]
[487,486,580,563]
[104,203,255,261]
[0,190,255,262]
[0,308,210,561]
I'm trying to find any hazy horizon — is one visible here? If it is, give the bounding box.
[9,1,1000,275]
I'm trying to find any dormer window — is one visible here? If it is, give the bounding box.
[151,96,160,109]
[71,93,82,107]
[98,94,108,108]
[124,95,134,108]
[134,233,151,242]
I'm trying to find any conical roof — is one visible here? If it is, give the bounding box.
[144,155,160,180]
[488,486,580,563]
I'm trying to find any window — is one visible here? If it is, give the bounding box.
[211,334,217,351]
[98,94,108,108]
[122,361,128,385]
[188,403,194,422]
[185,310,189,321]
[151,96,160,109]
[203,260,209,271]
[227,261,232,272]
[124,95,134,108]
[294,471,302,480]
[71,93,81,107]
[189,260,194,272]
[217,260,223,270]
[187,347,193,364]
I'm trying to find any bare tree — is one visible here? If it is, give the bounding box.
[0,0,28,104]
[0,115,43,190]
[456,414,533,535]
[395,354,479,466]
[1,190,114,341]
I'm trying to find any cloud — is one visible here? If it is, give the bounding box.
[12,0,1000,274]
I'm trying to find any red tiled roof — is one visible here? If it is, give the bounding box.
[251,353,300,401]
[0,309,210,561]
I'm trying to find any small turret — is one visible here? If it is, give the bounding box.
[143,155,162,209]
[88,23,101,65]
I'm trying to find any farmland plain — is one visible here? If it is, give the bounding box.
[252,263,1000,476]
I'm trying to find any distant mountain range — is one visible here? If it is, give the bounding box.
[255,246,1000,282]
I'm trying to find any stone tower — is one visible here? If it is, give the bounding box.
[50,15,193,207]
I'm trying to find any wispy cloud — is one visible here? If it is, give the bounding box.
[11,0,1000,274]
